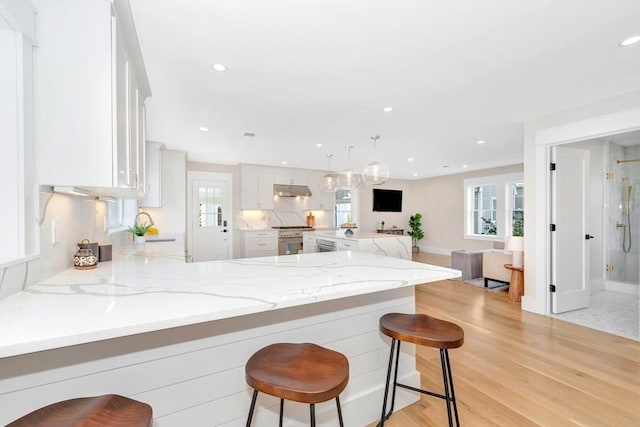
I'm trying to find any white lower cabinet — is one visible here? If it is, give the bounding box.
[303,234,317,253]
[338,240,359,251]
[239,230,278,258]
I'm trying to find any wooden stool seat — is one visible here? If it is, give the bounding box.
[245,342,349,426]
[379,313,464,427]
[380,313,464,349]
[7,394,152,427]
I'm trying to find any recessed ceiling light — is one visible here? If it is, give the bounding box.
[281,161,288,165]
[316,143,323,147]
[412,173,418,177]
[408,158,414,162]
[199,127,209,131]
[383,107,393,112]
[211,63,227,72]
[462,164,469,169]
[620,35,640,46]
[476,140,485,144]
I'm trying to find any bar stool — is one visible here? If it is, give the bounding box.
[245,342,349,426]
[378,313,464,427]
[7,394,152,427]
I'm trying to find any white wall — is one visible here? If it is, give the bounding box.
[357,179,415,233]
[408,164,523,255]
[1,189,113,299]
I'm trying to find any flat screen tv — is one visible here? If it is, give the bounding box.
[373,189,402,212]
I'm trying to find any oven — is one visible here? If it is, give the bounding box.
[274,226,314,255]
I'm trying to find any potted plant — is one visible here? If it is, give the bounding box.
[129,223,152,244]
[407,213,424,253]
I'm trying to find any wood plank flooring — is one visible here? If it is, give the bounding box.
[367,252,640,427]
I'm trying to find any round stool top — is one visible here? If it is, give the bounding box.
[7,394,152,427]
[245,342,349,404]
[380,313,464,349]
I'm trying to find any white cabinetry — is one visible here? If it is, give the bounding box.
[274,167,308,185]
[240,164,274,210]
[303,233,317,254]
[338,239,359,251]
[239,230,278,258]
[306,170,335,210]
[140,141,164,207]
[34,0,150,195]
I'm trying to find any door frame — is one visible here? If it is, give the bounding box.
[530,107,640,315]
[186,171,233,262]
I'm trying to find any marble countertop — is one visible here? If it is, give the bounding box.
[0,242,459,358]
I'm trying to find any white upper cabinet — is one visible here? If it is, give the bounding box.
[140,141,164,207]
[305,169,335,211]
[274,168,308,186]
[239,164,274,210]
[34,0,151,195]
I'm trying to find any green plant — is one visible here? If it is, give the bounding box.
[129,223,152,236]
[481,217,497,235]
[407,213,424,247]
[512,211,524,237]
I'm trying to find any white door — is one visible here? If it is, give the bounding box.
[187,172,232,262]
[550,146,590,313]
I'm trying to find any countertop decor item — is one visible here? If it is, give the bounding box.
[77,239,99,261]
[73,247,98,270]
[129,212,155,242]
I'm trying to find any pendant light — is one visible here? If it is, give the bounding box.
[361,135,390,185]
[320,154,337,193]
[337,145,362,190]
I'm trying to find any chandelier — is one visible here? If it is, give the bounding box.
[361,135,390,185]
[320,154,337,193]
[336,145,362,190]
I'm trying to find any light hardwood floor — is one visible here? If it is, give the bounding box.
[367,252,640,426]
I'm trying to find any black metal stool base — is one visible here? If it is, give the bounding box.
[378,339,460,427]
[246,390,344,427]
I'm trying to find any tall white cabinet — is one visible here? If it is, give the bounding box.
[34,0,151,196]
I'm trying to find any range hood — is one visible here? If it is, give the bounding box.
[274,184,312,197]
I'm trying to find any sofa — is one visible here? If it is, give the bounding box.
[482,250,512,287]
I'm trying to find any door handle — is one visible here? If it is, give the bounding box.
[585,234,594,240]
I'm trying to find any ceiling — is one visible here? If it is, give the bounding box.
[128,0,640,180]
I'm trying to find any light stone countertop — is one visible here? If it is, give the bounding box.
[305,230,408,240]
[0,241,460,358]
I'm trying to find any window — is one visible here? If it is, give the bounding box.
[0,1,37,266]
[464,173,524,241]
[335,189,357,226]
[197,185,223,227]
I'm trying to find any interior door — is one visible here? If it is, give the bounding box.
[551,146,590,313]
[188,172,232,262]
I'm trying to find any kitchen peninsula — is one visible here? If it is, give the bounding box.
[305,229,413,259]
[0,241,459,426]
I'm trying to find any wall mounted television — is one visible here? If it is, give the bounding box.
[372,189,403,212]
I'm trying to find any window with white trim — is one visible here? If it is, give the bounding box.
[464,173,524,241]
[334,189,358,227]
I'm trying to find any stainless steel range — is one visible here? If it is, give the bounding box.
[272,226,314,255]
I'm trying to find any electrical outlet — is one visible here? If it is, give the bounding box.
[51,219,61,244]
